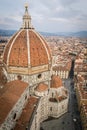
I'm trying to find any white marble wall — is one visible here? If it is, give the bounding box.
[48,98,68,118]
[8,70,51,85]
[52,70,69,79]
[40,96,49,122]
[0,87,29,130]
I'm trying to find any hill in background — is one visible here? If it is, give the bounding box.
[0,29,16,36]
[0,29,87,38]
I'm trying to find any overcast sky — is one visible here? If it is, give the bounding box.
[0,0,87,32]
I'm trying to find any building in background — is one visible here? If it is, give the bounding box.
[74,46,87,130]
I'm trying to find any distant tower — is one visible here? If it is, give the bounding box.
[22,3,32,29]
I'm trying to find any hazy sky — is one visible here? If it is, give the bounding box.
[0,0,87,32]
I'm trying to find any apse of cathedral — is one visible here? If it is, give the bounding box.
[0,4,69,130]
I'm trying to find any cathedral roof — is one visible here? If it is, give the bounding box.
[14,96,39,130]
[51,75,63,88]
[0,80,28,125]
[35,83,48,92]
[3,4,51,69]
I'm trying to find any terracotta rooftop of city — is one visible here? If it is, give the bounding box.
[77,84,87,99]
[77,75,84,83]
[53,64,71,71]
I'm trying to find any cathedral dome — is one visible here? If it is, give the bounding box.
[35,83,48,97]
[3,4,51,75]
[3,29,51,67]
[35,83,48,92]
[51,75,63,88]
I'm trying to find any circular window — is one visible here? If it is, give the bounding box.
[17,75,22,80]
[38,74,42,79]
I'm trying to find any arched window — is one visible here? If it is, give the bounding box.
[25,95,27,100]
[28,21,29,28]
[52,92,54,97]
[13,113,16,120]
[25,22,27,28]
[50,107,52,111]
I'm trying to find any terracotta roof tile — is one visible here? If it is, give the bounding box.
[9,30,28,67]
[0,80,28,125]
[51,75,63,88]
[35,83,48,92]
[53,65,70,71]
[3,32,19,64]
[3,29,51,68]
[14,96,39,130]
[29,30,49,67]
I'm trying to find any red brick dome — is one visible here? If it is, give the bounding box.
[3,29,51,68]
[51,75,63,88]
[35,83,48,92]
[3,4,51,73]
